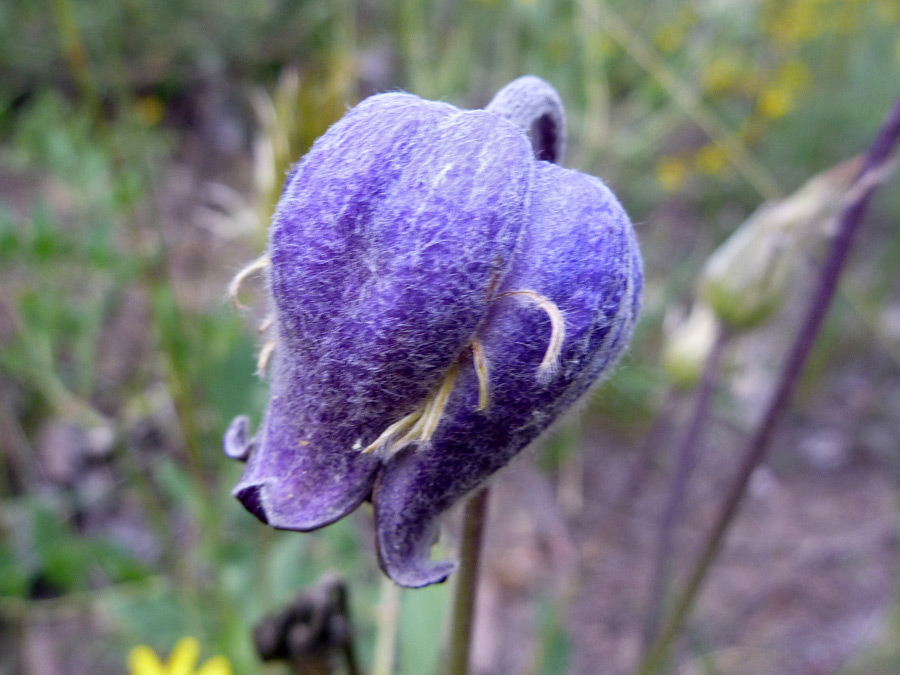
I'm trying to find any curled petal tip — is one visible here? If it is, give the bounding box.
[373,460,466,587]
[224,415,255,462]
[381,559,457,589]
[234,482,268,523]
[486,75,566,164]
[233,473,377,532]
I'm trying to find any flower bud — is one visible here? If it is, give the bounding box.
[699,158,861,330]
[662,303,719,389]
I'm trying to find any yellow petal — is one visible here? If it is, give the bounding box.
[694,144,729,175]
[196,656,233,675]
[758,87,793,119]
[656,156,689,192]
[167,637,200,675]
[128,646,166,675]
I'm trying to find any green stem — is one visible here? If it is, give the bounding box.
[371,578,402,675]
[448,488,490,675]
[51,0,102,117]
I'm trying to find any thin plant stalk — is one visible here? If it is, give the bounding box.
[52,0,101,119]
[598,388,677,541]
[641,324,730,652]
[575,0,780,200]
[636,94,900,675]
[448,487,490,675]
[371,578,402,675]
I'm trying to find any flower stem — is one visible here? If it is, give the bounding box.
[371,578,402,675]
[641,323,730,652]
[448,487,490,675]
[52,0,102,118]
[636,94,900,675]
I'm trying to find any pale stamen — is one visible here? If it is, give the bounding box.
[256,339,275,377]
[398,364,459,446]
[228,254,269,310]
[362,409,422,455]
[362,365,459,457]
[497,290,566,378]
[471,340,490,410]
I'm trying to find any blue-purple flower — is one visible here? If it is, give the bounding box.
[225,77,643,588]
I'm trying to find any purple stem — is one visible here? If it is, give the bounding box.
[641,324,730,651]
[637,93,900,675]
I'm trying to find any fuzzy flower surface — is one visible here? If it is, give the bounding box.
[225,77,643,588]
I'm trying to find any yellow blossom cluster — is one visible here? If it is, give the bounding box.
[655,0,897,192]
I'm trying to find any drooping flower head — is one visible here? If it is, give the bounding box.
[225,76,643,588]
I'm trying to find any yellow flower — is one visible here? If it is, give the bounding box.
[134,96,165,127]
[128,637,232,675]
[763,2,817,47]
[656,156,689,192]
[654,23,685,54]
[693,144,729,175]
[757,86,794,119]
[702,56,743,95]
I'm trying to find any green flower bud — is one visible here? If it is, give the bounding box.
[662,303,719,389]
[699,158,861,330]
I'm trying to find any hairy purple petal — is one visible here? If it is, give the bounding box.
[374,163,642,586]
[231,93,534,531]
[224,415,254,461]
[486,75,567,164]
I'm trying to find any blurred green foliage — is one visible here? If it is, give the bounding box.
[1,0,899,673]
[0,0,346,97]
[3,501,151,596]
